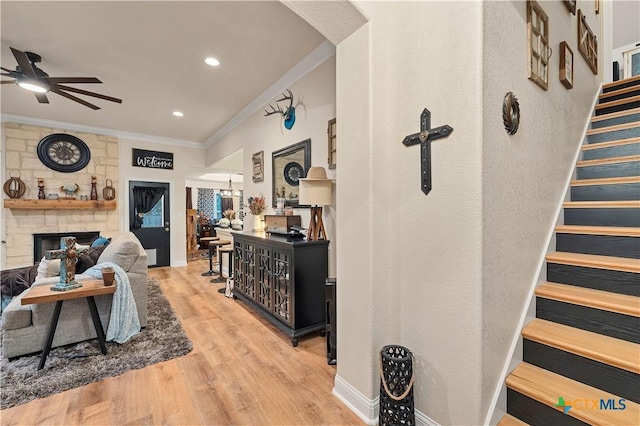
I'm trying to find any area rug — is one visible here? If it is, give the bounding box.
[0,277,193,409]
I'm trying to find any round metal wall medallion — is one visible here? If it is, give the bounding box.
[503,92,520,135]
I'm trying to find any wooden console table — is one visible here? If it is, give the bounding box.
[233,232,329,346]
[22,280,115,370]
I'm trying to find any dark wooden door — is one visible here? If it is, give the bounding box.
[129,181,170,267]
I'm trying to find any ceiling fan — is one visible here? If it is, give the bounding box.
[0,47,122,110]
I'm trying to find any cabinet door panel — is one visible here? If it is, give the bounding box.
[257,245,272,310]
[272,249,293,327]
[233,242,244,293]
[244,242,256,299]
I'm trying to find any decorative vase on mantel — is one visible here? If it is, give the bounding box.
[253,214,265,232]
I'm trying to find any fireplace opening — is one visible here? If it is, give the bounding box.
[33,231,100,264]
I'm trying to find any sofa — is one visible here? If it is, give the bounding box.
[1,232,148,359]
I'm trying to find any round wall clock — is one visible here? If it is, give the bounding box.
[37,134,91,173]
[283,161,304,186]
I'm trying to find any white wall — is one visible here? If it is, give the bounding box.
[205,56,337,275]
[481,0,603,418]
[337,1,485,424]
[118,139,207,267]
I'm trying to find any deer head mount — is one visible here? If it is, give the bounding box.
[264,89,296,130]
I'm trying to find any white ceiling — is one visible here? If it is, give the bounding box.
[0,1,327,148]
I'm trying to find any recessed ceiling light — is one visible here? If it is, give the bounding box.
[205,57,220,67]
[173,111,184,117]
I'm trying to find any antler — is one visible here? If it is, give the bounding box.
[264,89,294,117]
[264,104,284,117]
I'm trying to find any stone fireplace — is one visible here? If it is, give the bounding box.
[33,231,100,263]
[2,123,119,268]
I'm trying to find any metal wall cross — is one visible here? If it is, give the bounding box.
[402,108,453,195]
[46,236,88,291]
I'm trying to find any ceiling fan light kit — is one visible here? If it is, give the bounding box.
[1,47,122,110]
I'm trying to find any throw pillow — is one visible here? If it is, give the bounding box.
[97,234,140,272]
[76,245,108,273]
[35,257,61,281]
[91,236,111,247]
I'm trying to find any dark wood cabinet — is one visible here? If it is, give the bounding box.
[233,232,329,346]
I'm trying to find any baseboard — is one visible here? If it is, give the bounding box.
[333,375,440,426]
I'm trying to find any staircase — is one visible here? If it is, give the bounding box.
[499,76,640,425]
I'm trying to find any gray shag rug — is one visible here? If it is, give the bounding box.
[0,277,193,409]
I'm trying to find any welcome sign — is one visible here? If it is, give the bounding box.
[132,148,174,170]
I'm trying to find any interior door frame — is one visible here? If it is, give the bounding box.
[124,177,175,266]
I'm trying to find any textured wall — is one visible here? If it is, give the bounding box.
[2,123,119,268]
[481,0,602,418]
[206,56,337,275]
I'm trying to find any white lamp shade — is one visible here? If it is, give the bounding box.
[299,180,332,205]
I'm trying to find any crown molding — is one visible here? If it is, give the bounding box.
[204,39,336,148]
[0,114,204,149]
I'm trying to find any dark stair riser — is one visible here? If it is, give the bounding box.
[591,112,640,129]
[596,100,640,116]
[599,88,640,104]
[564,208,640,227]
[523,340,640,403]
[582,143,640,161]
[547,263,640,296]
[507,388,589,426]
[576,161,640,179]
[587,127,640,144]
[536,298,640,344]
[570,183,640,201]
[603,79,640,94]
[556,233,640,259]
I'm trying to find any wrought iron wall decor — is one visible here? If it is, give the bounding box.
[578,9,598,75]
[402,108,453,196]
[503,92,520,135]
[527,0,552,91]
[563,0,577,15]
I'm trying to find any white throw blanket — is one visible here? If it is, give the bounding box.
[84,262,140,343]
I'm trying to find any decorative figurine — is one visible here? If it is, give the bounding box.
[60,183,80,199]
[46,236,88,291]
[38,178,46,199]
[90,175,98,200]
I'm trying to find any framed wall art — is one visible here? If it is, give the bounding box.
[527,0,551,91]
[327,118,336,170]
[563,0,577,15]
[252,151,264,182]
[559,41,574,89]
[578,9,598,75]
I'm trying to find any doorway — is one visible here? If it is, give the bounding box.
[129,181,170,267]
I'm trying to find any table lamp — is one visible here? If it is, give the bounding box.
[299,166,333,241]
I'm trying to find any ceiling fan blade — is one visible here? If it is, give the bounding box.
[35,93,49,103]
[1,80,15,84]
[51,88,100,110]
[10,47,37,78]
[1,67,15,73]
[46,77,102,84]
[57,84,122,104]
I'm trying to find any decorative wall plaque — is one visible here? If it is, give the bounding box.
[578,9,598,75]
[559,41,574,89]
[527,0,552,91]
[132,148,174,170]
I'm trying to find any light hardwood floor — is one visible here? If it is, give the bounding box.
[1,258,363,425]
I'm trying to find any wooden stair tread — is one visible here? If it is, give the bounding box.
[603,75,640,90]
[563,200,640,208]
[581,137,640,151]
[595,95,640,110]
[570,176,640,186]
[577,155,640,167]
[537,282,640,317]
[506,363,640,425]
[523,319,639,373]
[497,413,529,426]
[591,108,640,123]
[600,85,640,100]
[546,251,640,273]
[586,121,640,135]
[555,225,640,237]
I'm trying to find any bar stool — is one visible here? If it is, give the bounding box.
[200,239,227,276]
[199,236,219,252]
[202,240,231,277]
[209,241,231,282]
[215,245,235,293]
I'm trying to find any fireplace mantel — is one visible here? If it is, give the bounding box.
[3,199,117,210]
